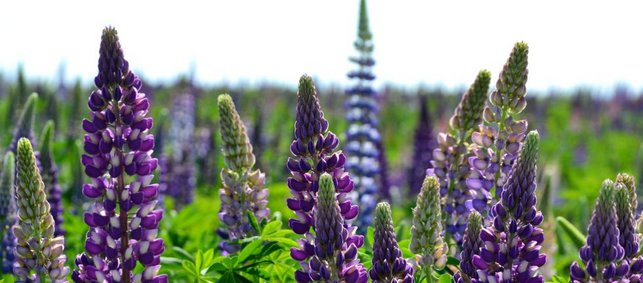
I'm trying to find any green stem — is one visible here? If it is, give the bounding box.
[491,106,509,199]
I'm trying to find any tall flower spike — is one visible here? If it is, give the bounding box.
[0,152,16,274]
[345,0,385,231]
[14,138,69,281]
[370,202,414,283]
[615,178,640,258]
[408,95,436,196]
[73,27,166,283]
[287,75,364,282]
[616,173,637,215]
[429,70,490,247]
[306,173,367,282]
[39,121,65,237]
[614,175,643,280]
[473,131,546,282]
[454,211,483,283]
[216,94,270,254]
[468,42,530,204]
[9,93,38,153]
[410,176,448,275]
[163,93,196,209]
[570,180,629,282]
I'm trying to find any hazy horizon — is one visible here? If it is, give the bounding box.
[2,0,643,96]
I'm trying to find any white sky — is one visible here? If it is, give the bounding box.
[1,0,643,94]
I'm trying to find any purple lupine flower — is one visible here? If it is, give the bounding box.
[39,121,65,237]
[615,174,643,280]
[216,94,270,254]
[370,202,413,283]
[0,152,16,274]
[345,0,385,230]
[163,93,196,209]
[569,180,630,282]
[72,27,166,283]
[473,131,546,282]
[303,173,367,282]
[429,70,490,247]
[454,211,483,283]
[468,42,529,204]
[287,75,364,282]
[408,95,436,196]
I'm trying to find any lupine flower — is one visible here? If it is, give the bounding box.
[14,138,69,281]
[410,176,448,275]
[9,92,38,153]
[473,131,546,282]
[286,75,364,282]
[302,173,367,282]
[72,27,166,283]
[6,66,28,126]
[615,175,643,280]
[454,211,483,283]
[429,70,490,246]
[216,94,270,254]
[570,180,629,282]
[39,121,65,237]
[408,95,436,196]
[345,0,385,230]
[468,42,530,203]
[370,202,413,283]
[163,93,196,209]
[615,175,639,258]
[0,152,16,274]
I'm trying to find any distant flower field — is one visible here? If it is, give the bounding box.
[0,1,641,282]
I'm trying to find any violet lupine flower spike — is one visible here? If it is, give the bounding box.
[408,95,437,197]
[0,152,16,274]
[216,94,269,254]
[9,93,38,153]
[73,27,166,283]
[468,42,530,202]
[306,173,367,282]
[163,93,196,209]
[473,131,546,283]
[615,175,643,280]
[345,0,385,231]
[429,70,490,247]
[14,138,69,281]
[410,176,448,278]
[370,202,414,283]
[454,211,483,283]
[287,75,363,282]
[570,180,628,282]
[39,121,65,237]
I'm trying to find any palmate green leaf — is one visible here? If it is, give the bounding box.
[549,275,569,283]
[237,240,263,263]
[247,210,261,235]
[219,271,252,283]
[398,239,414,258]
[261,219,282,236]
[438,273,452,283]
[556,216,586,249]
[173,246,196,261]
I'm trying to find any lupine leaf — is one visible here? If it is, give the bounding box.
[556,216,586,249]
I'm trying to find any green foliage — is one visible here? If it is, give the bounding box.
[162,215,299,282]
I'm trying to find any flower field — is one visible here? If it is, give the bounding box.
[0,1,642,283]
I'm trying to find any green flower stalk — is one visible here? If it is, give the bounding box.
[429,70,490,247]
[615,174,640,259]
[14,138,69,281]
[410,176,448,278]
[216,94,269,254]
[0,152,16,273]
